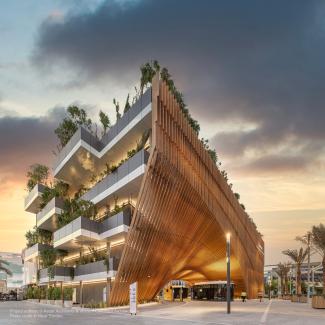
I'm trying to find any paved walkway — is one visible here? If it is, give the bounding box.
[0,299,324,324]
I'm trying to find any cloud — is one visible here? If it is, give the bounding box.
[31,0,325,174]
[0,106,65,194]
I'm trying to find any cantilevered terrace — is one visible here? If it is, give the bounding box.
[53,88,152,191]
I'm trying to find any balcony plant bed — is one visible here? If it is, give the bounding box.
[291,295,307,303]
[312,295,325,309]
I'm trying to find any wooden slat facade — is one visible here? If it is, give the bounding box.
[109,76,264,306]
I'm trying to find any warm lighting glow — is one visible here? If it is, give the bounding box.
[226,233,231,242]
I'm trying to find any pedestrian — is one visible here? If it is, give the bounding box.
[241,291,247,302]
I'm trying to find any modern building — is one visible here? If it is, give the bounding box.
[0,252,23,292]
[267,262,324,295]
[22,75,264,306]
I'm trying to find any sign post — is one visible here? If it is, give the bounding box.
[130,282,137,315]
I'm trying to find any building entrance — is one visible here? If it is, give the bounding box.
[192,281,234,301]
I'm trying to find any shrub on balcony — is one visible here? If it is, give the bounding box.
[57,198,97,228]
[25,226,52,248]
[54,106,93,151]
[39,180,69,209]
[26,164,49,192]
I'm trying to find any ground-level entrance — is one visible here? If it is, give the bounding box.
[192,281,234,301]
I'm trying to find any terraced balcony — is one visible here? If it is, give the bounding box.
[36,197,64,231]
[24,183,47,213]
[74,258,119,281]
[53,207,132,251]
[39,266,74,284]
[81,149,150,207]
[23,243,53,262]
[53,216,101,250]
[53,88,152,188]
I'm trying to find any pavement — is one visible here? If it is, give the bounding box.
[0,299,324,325]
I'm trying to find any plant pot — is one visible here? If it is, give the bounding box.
[312,296,325,309]
[291,295,307,303]
[64,300,73,308]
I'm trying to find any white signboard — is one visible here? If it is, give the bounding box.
[130,282,137,315]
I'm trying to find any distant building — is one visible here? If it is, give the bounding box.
[0,252,23,291]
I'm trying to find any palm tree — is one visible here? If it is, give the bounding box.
[310,223,325,294]
[282,247,308,295]
[0,259,12,276]
[282,262,291,295]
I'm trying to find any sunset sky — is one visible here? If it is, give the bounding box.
[0,0,324,265]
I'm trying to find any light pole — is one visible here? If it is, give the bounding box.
[226,233,231,314]
[268,273,271,300]
[307,233,311,303]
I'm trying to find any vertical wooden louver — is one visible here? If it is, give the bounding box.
[109,75,264,306]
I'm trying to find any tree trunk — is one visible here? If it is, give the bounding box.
[297,265,301,295]
[284,274,288,295]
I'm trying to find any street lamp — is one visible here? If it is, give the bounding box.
[226,233,231,314]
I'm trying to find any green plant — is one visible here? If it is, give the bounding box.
[99,110,111,136]
[39,180,69,209]
[52,287,61,300]
[25,226,52,248]
[88,247,107,263]
[32,286,40,300]
[282,247,308,295]
[26,287,34,299]
[47,287,54,300]
[64,287,73,300]
[26,164,49,191]
[40,286,46,299]
[40,248,57,268]
[48,266,55,279]
[55,105,92,150]
[310,224,325,294]
[124,94,131,113]
[113,98,121,120]
[57,198,97,228]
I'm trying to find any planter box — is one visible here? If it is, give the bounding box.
[40,299,47,304]
[312,296,325,309]
[49,300,55,305]
[291,295,307,303]
[283,295,291,300]
[55,300,63,306]
[64,300,73,308]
